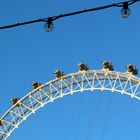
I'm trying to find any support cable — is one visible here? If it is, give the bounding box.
[100,94,113,140]
[113,98,132,140]
[75,95,83,140]
[86,93,102,140]
[86,94,94,140]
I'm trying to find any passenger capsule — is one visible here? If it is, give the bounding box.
[78,63,89,71]
[102,60,114,71]
[54,70,64,78]
[10,97,20,107]
[32,82,41,89]
[126,64,138,75]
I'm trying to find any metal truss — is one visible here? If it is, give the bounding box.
[0,70,140,140]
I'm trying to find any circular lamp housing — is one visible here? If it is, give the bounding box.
[121,2,131,18]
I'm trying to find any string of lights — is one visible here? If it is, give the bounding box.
[0,0,139,31]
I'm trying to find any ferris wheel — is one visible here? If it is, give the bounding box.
[0,60,139,140]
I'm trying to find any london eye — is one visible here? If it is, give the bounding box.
[0,61,140,140]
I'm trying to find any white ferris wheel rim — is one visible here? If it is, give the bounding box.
[0,70,140,140]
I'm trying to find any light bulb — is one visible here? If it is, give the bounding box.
[44,18,54,32]
[121,2,131,18]
[121,8,131,18]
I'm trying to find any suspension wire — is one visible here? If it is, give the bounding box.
[71,95,76,140]
[102,96,115,140]
[0,0,139,30]
[113,97,132,140]
[86,93,95,140]
[74,94,79,139]
[71,94,82,140]
[116,100,140,140]
[51,101,62,140]
[60,98,65,140]
[75,94,83,140]
[86,92,102,140]
[100,94,113,140]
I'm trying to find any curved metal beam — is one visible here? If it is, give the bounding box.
[0,70,140,140]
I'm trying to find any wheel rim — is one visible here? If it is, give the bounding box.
[0,70,140,140]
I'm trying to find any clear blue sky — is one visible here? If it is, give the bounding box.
[0,0,140,140]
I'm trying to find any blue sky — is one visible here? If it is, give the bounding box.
[0,0,140,140]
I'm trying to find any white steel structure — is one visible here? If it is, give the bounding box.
[0,70,140,140]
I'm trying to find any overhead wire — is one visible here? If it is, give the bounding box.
[0,0,139,30]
